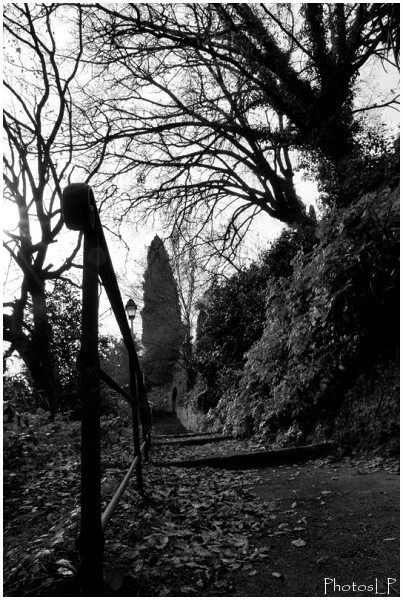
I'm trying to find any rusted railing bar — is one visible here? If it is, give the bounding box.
[99,368,142,408]
[93,211,151,429]
[99,369,152,462]
[101,455,138,531]
[62,183,152,595]
[101,440,147,532]
[94,213,142,372]
[93,207,148,486]
[62,183,149,422]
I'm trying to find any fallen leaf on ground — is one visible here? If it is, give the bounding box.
[316,555,329,564]
[291,538,307,547]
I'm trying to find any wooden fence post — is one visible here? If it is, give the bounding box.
[62,182,153,593]
[78,226,103,595]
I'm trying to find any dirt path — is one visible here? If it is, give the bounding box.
[152,412,189,436]
[232,459,399,597]
[4,412,399,596]
[139,415,400,597]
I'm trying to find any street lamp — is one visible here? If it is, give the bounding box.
[125,299,137,335]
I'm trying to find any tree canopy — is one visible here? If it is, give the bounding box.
[3,4,86,410]
[3,4,113,408]
[79,3,399,247]
[3,3,399,402]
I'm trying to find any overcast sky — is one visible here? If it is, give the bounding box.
[3,6,400,349]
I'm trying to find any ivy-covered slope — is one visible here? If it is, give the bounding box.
[193,183,399,450]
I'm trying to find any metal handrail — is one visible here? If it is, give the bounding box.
[62,183,152,595]
[101,439,147,532]
[99,368,148,411]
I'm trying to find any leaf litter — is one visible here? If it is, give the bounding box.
[103,461,280,595]
[4,412,400,596]
[4,415,280,596]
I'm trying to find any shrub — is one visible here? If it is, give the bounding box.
[3,409,81,472]
[303,124,399,210]
[3,374,40,414]
[195,229,315,410]
[215,185,399,438]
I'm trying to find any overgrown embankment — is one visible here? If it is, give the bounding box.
[184,181,399,450]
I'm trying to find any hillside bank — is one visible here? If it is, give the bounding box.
[174,181,399,453]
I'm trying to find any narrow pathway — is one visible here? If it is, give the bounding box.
[4,413,398,597]
[152,412,189,436]
[125,413,399,597]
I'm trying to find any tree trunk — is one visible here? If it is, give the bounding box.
[29,282,58,414]
[30,289,57,415]
[4,282,59,414]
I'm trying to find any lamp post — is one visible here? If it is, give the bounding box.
[125,299,137,336]
[124,298,144,488]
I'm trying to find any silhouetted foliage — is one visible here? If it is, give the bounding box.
[142,236,185,386]
[3,4,97,412]
[100,336,140,391]
[4,280,117,416]
[195,229,315,410]
[79,2,398,251]
[211,184,399,439]
[302,124,400,208]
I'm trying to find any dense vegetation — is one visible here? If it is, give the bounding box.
[3,279,138,419]
[193,148,399,448]
[195,228,316,411]
[4,4,398,410]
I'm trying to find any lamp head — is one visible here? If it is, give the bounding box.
[125,299,137,321]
